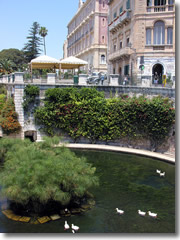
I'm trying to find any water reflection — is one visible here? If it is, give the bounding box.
[0,150,175,233]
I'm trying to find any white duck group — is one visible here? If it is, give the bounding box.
[64,221,80,233]
[156,169,165,177]
[115,208,157,218]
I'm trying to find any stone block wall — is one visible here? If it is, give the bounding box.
[3,81,175,151]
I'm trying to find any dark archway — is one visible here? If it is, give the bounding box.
[152,63,164,84]
[24,131,37,142]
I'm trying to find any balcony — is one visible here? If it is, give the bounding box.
[108,47,132,61]
[109,11,131,32]
[147,4,174,12]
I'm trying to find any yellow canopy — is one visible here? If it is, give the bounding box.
[30,55,88,70]
[30,55,61,70]
[60,56,88,69]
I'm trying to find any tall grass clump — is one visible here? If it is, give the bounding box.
[0,137,99,214]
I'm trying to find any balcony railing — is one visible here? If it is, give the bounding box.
[108,47,132,61]
[109,10,131,32]
[147,4,174,12]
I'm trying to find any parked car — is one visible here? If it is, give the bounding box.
[87,72,100,85]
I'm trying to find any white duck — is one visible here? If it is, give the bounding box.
[115,208,124,215]
[72,223,80,231]
[156,169,161,174]
[148,211,157,218]
[160,172,165,177]
[64,221,70,230]
[138,210,146,216]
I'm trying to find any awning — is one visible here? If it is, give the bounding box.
[59,56,88,69]
[30,55,61,69]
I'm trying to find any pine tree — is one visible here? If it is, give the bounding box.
[23,22,42,62]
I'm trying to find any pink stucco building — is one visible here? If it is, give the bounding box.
[67,0,108,73]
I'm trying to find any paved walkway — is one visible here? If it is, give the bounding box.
[62,143,175,164]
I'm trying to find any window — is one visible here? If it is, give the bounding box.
[154,0,166,11]
[120,41,123,49]
[113,68,116,74]
[168,0,174,10]
[120,6,123,14]
[103,1,105,8]
[126,0,130,9]
[147,0,152,11]
[102,18,105,26]
[124,65,129,75]
[101,55,106,64]
[147,0,152,6]
[154,0,166,5]
[146,28,151,45]
[114,44,116,52]
[126,37,130,47]
[153,21,165,45]
[113,12,117,19]
[167,27,173,44]
[102,36,105,43]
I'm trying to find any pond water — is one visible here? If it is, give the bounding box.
[0,150,175,233]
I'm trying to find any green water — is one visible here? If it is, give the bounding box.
[0,150,175,233]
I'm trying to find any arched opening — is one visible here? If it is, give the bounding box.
[152,63,164,84]
[24,131,37,142]
[153,21,165,45]
[101,54,106,64]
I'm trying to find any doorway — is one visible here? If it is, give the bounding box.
[152,63,164,84]
[24,131,37,142]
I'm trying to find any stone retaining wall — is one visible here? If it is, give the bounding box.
[1,79,175,156]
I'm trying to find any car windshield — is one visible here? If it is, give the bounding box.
[92,73,98,76]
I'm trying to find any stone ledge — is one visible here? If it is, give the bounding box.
[62,143,175,164]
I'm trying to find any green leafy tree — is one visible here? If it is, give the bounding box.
[39,27,48,55]
[0,48,27,71]
[23,22,42,62]
[0,137,99,213]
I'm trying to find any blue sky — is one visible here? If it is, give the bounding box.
[0,0,79,60]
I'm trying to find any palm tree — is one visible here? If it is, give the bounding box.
[39,27,48,55]
[0,59,15,74]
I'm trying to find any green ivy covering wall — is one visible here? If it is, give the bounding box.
[34,87,175,147]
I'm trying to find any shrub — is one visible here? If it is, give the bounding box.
[0,94,6,114]
[23,84,40,111]
[0,137,99,211]
[0,85,7,95]
[0,98,21,135]
[34,88,175,147]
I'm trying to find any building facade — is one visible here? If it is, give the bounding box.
[108,0,175,85]
[67,0,108,73]
[63,40,68,59]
